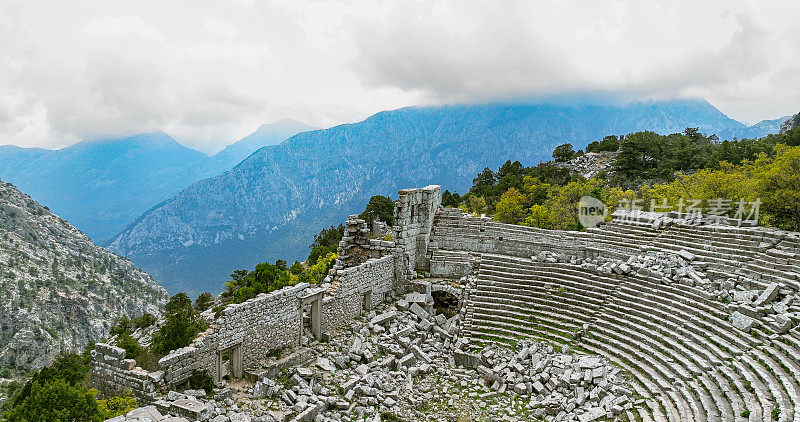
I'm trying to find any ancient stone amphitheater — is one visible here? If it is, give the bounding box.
[94,186,800,422]
[429,206,800,421]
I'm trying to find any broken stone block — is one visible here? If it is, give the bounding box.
[370,311,397,326]
[410,345,432,364]
[677,249,696,261]
[250,381,268,399]
[316,357,336,372]
[397,354,416,368]
[731,311,756,331]
[126,406,162,420]
[578,356,602,370]
[453,350,479,368]
[170,399,209,421]
[409,302,430,320]
[296,367,314,378]
[578,406,607,422]
[754,283,781,307]
[732,290,758,303]
[773,314,793,334]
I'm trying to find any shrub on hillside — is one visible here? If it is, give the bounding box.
[307,225,344,266]
[194,292,214,312]
[132,313,157,330]
[186,370,213,394]
[441,190,461,207]
[359,195,395,225]
[585,135,621,153]
[150,293,208,356]
[552,143,576,162]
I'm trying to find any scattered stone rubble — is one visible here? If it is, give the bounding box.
[112,288,634,422]
[556,152,614,179]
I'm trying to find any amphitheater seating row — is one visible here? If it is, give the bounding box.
[462,254,800,422]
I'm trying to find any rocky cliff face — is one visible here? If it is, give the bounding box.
[0,180,167,370]
[779,112,800,133]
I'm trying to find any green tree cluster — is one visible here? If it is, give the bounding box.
[150,293,209,356]
[441,190,461,208]
[586,135,622,153]
[219,262,299,306]
[307,225,344,266]
[2,352,136,421]
[552,143,577,162]
[611,129,716,187]
[444,127,800,232]
[359,195,395,225]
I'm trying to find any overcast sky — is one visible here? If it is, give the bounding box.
[1,0,798,152]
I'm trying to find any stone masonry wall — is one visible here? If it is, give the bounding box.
[322,255,395,332]
[90,343,162,402]
[157,283,308,387]
[427,208,596,277]
[393,185,441,284]
[330,215,395,272]
[92,185,440,400]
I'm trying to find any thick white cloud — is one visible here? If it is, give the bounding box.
[352,0,800,121]
[0,0,798,151]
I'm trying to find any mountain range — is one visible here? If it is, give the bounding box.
[0,119,314,242]
[0,179,166,370]
[106,98,789,296]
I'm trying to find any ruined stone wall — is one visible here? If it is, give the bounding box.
[393,185,441,283]
[322,255,395,332]
[333,215,395,270]
[92,185,445,399]
[428,249,478,279]
[215,283,306,367]
[156,283,307,387]
[90,343,161,402]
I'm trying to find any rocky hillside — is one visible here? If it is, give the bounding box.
[0,180,167,370]
[780,112,800,133]
[108,98,785,296]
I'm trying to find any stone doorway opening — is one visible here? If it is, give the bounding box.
[217,344,242,382]
[363,290,373,313]
[300,290,324,343]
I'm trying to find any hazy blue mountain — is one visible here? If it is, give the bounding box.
[108,98,782,296]
[0,122,313,242]
[210,119,318,170]
[745,116,792,137]
[0,132,209,242]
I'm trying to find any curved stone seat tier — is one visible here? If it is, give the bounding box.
[460,251,799,422]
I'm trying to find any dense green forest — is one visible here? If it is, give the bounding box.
[444,127,800,231]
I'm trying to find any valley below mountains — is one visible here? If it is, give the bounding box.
[0,120,314,243]
[108,98,787,296]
